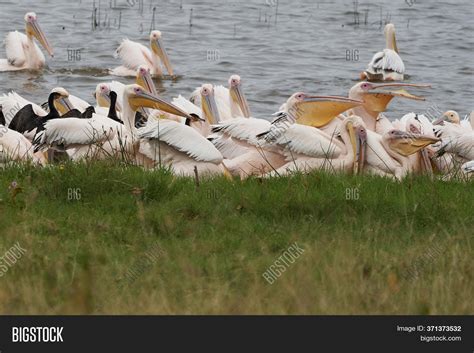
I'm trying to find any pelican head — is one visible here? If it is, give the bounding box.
[432,110,460,125]
[136,65,158,96]
[285,92,363,128]
[24,12,54,57]
[125,84,191,118]
[384,23,398,53]
[200,84,220,124]
[344,116,367,174]
[384,129,440,157]
[228,75,251,118]
[92,83,120,112]
[50,87,74,115]
[406,114,423,134]
[350,82,430,114]
[150,30,173,75]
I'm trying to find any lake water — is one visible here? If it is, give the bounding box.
[0,0,472,120]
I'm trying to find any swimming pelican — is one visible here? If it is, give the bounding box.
[361,23,404,81]
[0,12,54,71]
[264,116,367,177]
[110,31,173,77]
[348,82,430,132]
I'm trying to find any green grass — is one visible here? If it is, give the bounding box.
[0,161,472,314]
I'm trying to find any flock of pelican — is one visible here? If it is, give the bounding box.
[0,13,473,180]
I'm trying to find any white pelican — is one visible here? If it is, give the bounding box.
[212,93,363,178]
[94,66,158,126]
[264,116,367,177]
[0,12,54,71]
[172,84,223,136]
[33,84,190,162]
[190,75,251,120]
[433,110,473,132]
[364,129,439,179]
[433,121,474,161]
[401,113,438,175]
[138,119,227,177]
[110,31,173,77]
[361,23,404,81]
[0,125,46,165]
[348,82,430,132]
[138,85,228,176]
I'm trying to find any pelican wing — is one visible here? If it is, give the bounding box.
[273,124,343,160]
[367,49,405,74]
[5,31,27,67]
[460,119,473,132]
[438,131,474,161]
[172,95,202,117]
[0,125,35,161]
[0,92,47,124]
[212,118,271,145]
[138,119,222,163]
[114,39,153,70]
[33,115,120,152]
[68,94,91,113]
[208,118,272,158]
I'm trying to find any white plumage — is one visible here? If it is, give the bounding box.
[434,122,474,161]
[0,125,45,164]
[139,119,222,164]
[33,114,130,153]
[0,92,46,125]
[0,31,45,71]
[111,39,153,77]
[366,49,405,76]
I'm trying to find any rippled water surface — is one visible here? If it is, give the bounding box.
[0,0,472,119]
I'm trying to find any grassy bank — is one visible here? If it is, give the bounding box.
[0,161,472,314]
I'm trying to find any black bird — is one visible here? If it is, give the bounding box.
[107,91,123,124]
[61,106,96,119]
[9,89,68,136]
[41,99,95,119]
